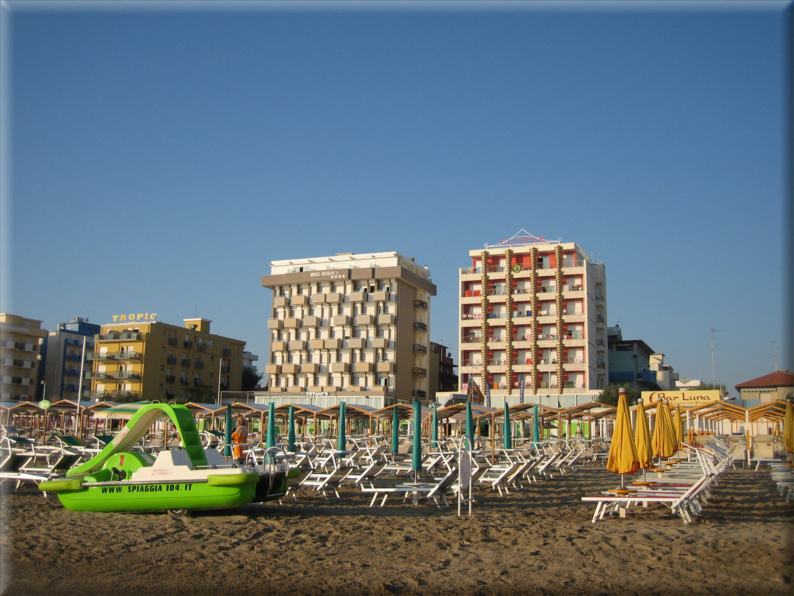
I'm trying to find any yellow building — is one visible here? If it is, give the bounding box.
[0,314,48,401]
[89,316,246,402]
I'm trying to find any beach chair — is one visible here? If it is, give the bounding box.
[477,462,523,496]
[343,461,388,489]
[0,451,81,493]
[361,468,459,508]
[298,466,353,500]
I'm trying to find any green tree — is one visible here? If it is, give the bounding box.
[597,384,639,407]
[241,365,264,391]
[185,384,217,404]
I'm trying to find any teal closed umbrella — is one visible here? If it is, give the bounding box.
[391,405,400,458]
[337,401,347,452]
[465,401,474,448]
[287,405,296,453]
[266,402,276,449]
[503,402,512,449]
[532,404,540,443]
[223,404,233,457]
[412,401,422,479]
[431,406,438,450]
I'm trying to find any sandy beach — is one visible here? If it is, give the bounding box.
[1,465,792,596]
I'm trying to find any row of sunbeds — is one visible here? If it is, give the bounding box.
[580,437,736,524]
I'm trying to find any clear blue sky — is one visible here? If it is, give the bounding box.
[3,1,791,397]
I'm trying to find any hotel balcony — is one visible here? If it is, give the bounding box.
[282,363,299,374]
[311,294,325,305]
[87,352,117,362]
[355,314,374,326]
[332,315,351,326]
[289,340,306,351]
[413,344,427,354]
[350,291,366,302]
[372,290,391,302]
[372,338,390,349]
[303,316,321,327]
[273,296,288,307]
[194,361,205,370]
[324,338,342,350]
[223,348,231,356]
[197,343,207,351]
[378,314,395,325]
[347,338,366,349]
[309,339,325,350]
[267,319,283,330]
[284,318,301,329]
[562,313,586,323]
[301,363,320,374]
[180,378,189,385]
[119,332,142,341]
[412,367,427,377]
[167,356,177,365]
[193,379,203,387]
[292,295,308,306]
[165,375,175,383]
[413,299,428,310]
[116,351,142,360]
[353,362,373,373]
[85,371,112,380]
[330,362,349,373]
[112,390,140,399]
[265,364,281,375]
[413,322,427,331]
[325,292,343,304]
[412,390,427,399]
[168,337,178,346]
[181,359,191,367]
[113,371,141,380]
[271,341,287,351]
[377,361,394,373]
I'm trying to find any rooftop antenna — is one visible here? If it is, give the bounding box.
[710,329,722,386]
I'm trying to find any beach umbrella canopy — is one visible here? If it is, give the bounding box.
[287,405,296,453]
[266,402,276,449]
[465,401,474,448]
[391,406,400,456]
[503,402,512,449]
[606,389,640,477]
[634,399,654,470]
[673,407,685,450]
[664,402,678,454]
[532,404,540,443]
[652,401,676,458]
[223,404,233,457]
[431,406,438,449]
[102,402,150,420]
[784,399,794,454]
[337,402,347,452]
[412,401,422,474]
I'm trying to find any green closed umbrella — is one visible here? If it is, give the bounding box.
[465,401,474,448]
[287,405,296,453]
[412,401,422,480]
[532,404,540,443]
[266,402,276,449]
[431,405,438,450]
[391,405,400,458]
[223,404,233,457]
[337,401,347,452]
[503,402,512,449]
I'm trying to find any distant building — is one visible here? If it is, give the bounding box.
[648,353,679,391]
[243,351,259,370]
[0,314,48,401]
[89,316,245,402]
[458,231,608,405]
[40,317,101,402]
[260,252,436,406]
[607,326,657,390]
[735,371,794,403]
[429,341,458,398]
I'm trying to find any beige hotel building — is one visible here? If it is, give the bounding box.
[261,252,436,405]
[459,231,608,403]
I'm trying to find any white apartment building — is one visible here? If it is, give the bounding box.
[261,252,436,405]
[458,231,607,403]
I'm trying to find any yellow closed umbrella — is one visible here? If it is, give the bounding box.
[673,406,685,451]
[651,400,676,460]
[606,389,640,483]
[663,401,678,456]
[784,399,794,455]
[634,398,653,470]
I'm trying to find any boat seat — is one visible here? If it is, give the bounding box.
[153,449,194,470]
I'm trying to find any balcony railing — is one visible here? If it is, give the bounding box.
[165,375,175,383]
[181,359,191,367]
[413,322,427,331]
[412,367,427,377]
[194,379,203,387]
[167,356,177,365]
[194,361,204,370]
[223,348,231,356]
[168,338,178,346]
[116,351,141,360]
[413,344,427,353]
[412,390,427,398]
[197,343,207,351]
[184,340,193,348]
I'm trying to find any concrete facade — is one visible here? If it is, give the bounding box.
[40,317,101,402]
[0,314,48,401]
[261,252,436,404]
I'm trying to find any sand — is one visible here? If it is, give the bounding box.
[1,465,792,596]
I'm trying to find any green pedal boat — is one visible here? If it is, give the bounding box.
[39,403,290,515]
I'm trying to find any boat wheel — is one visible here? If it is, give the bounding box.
[167,508,190,518]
